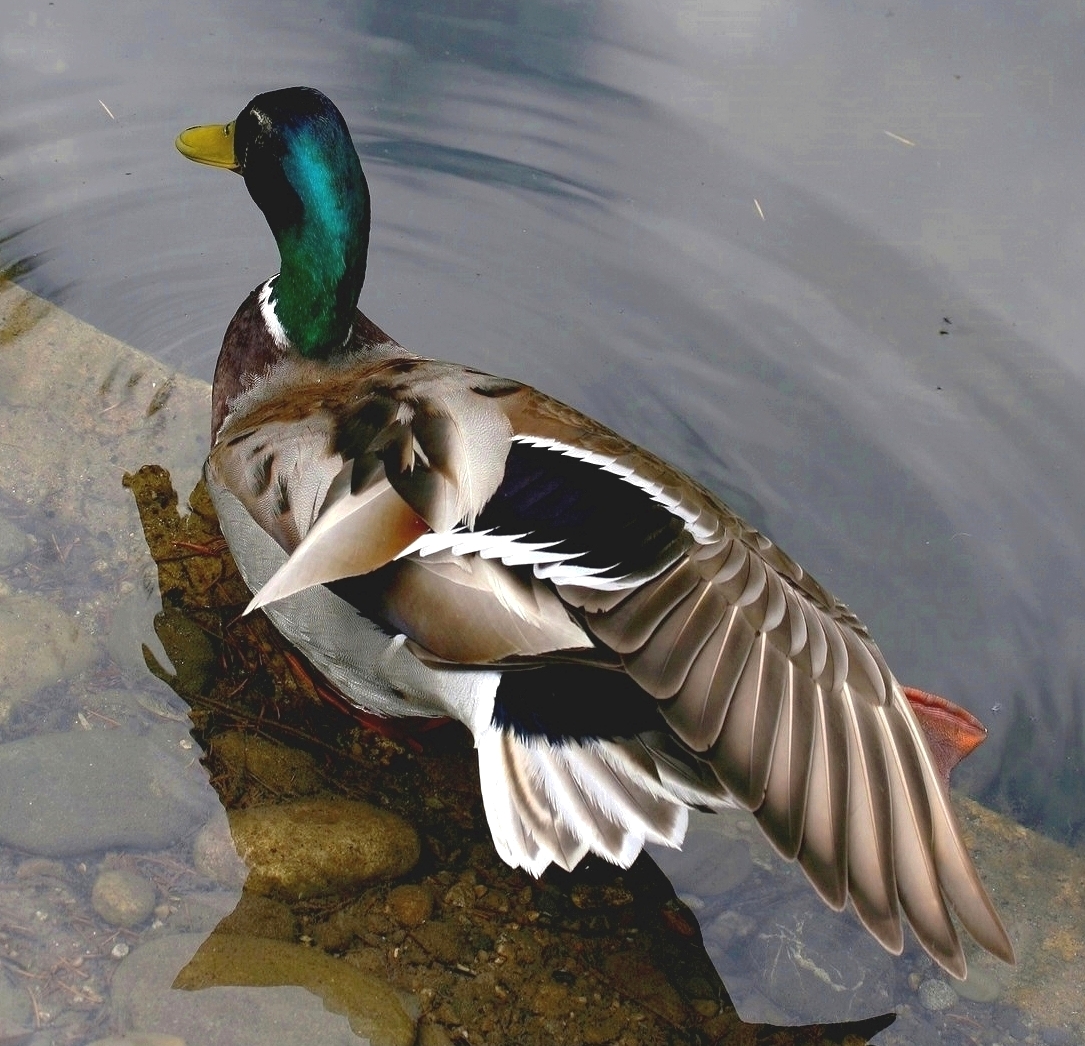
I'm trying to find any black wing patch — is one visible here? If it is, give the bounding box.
[473,441,687,582]
[493,663,664,743]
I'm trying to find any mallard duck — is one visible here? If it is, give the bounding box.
[176,87,1013,977]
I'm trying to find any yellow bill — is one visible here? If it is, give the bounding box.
[175,121,239,171]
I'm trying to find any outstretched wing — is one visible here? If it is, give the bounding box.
[496,385,1012,975]
[212,355,1012,976]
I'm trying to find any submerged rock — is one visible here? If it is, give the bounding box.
[149,608,217,699]
[175,932,416,1046]
[193,802,249,885]
[0,592,97,722]
[227,797,420,900]
[213,892,298,941]
[209,731,323,798]
[0,968,33,1037]
[916,978,958,1012]
[192,811,249,889]
[110,933,371,1046]
[92,868,158,928]
[0,729,210,856]
[951,962,1003,1003]
[748,907,895,1022]
[387,883,435,927]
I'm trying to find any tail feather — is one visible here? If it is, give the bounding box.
[475,726,690,874]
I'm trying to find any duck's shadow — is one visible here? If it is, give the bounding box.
[125,463,895,1045]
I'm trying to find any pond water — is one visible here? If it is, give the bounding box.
[3,0,1085,1043]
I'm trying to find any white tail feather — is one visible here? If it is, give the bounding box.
[475,726,691,875]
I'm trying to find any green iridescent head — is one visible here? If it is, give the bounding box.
[177,87,370,358]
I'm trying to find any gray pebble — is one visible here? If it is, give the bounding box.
[92,868,157,927]
[917,978,958,1011]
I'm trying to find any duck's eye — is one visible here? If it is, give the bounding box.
[224,125,230,136]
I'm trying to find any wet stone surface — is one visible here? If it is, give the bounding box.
[227,797,421,900]
[0,728,211,856]
[206,731,323,800]
[749,908,896,1021]
[87,1035,189,1046]
[174,933,418,1046]
[0,967,33,1037]
[0,592,98,724]
[212,891,298,941]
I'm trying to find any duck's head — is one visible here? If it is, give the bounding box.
[177,87,370,358]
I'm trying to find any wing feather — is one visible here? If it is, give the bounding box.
[735,553,767,607]
[841,624,889,704]
[500,389,1009,972]
[759,568,788,633]
[379,553,590,663]
[840,683,901,952]
[661,607,757,750]
[798,599,829,682]
[782,585,809,657]
[893,694,1016,965]
[877,700,963,972]
[587,561,702,653]
[246,461,429,612]
[531,744,629,860]
[379,397,511,530]
[622,582,725,698]
[754,663,813,860]
[796,681,850,910]
[711,632,788,808]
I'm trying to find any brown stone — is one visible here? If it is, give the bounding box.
[227,798,420,900]
[388,883,434,927]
